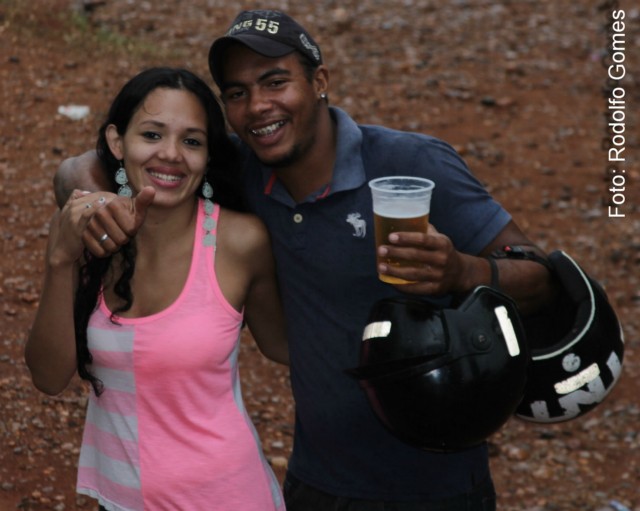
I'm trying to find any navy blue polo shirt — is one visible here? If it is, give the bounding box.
[240,108,511,500]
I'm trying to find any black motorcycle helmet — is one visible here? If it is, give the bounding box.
[348,286,529,452]
[515,251,625,423]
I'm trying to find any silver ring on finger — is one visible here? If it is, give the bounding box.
[99,233,109,244]
[85,203,93,209]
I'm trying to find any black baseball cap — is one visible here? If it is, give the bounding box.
[208,10,323,88]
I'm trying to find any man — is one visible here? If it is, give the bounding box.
[55,10,556,510]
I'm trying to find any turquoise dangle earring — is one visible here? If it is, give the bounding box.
[202,177,215,247]
[115,162,132,197]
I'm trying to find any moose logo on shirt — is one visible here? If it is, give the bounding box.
[346,213,366,238]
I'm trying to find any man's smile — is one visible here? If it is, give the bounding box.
[250,120,286,137]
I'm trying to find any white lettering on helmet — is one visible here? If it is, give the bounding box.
[525,350,623,421]
[529,400,551,420]
[555,363,600,394]
[494,306,520,357]
[362,321,392,341]
[561,353,581,372]
[557,377,607,419]
[606,349,623,380]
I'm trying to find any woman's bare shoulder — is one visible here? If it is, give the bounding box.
[217,208,271,255]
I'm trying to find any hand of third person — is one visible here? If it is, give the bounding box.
[47,189,113,267]
[82,186,155,257]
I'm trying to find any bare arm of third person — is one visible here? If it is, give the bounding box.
[25,191,108,395]
[54,150,111,208]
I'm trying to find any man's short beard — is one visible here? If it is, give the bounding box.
[254,98,321,169]
[258,137,314,170]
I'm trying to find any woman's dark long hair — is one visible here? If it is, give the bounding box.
[75,67,242,395]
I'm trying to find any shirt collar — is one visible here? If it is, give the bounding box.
[256,107,366,206]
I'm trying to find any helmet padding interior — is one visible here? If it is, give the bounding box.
[524,251,594,354]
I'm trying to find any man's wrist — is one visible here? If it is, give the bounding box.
[454,254,492,294]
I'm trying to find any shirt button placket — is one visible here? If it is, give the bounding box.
[291,211,306,249]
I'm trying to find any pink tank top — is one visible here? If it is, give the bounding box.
[77,200,284,511]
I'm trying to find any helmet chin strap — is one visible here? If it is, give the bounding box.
[486,245,553,291]
[490,245,552,267]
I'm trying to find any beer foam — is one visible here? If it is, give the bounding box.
[373,202,429,218]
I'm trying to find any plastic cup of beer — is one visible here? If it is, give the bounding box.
[369,176,435,284]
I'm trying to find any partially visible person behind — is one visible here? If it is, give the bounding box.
[25,67,287,511]
[53,10,559,511]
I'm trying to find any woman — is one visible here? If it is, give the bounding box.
[25,67,287,511]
